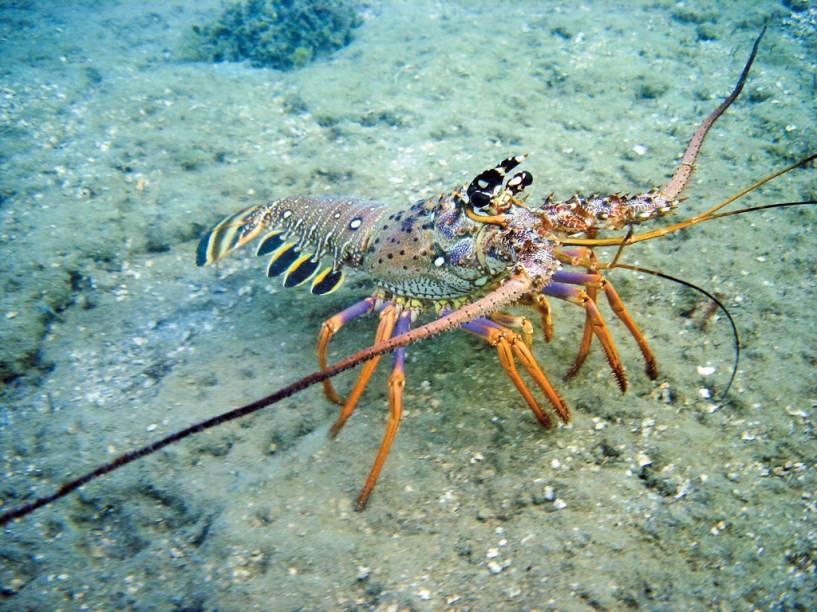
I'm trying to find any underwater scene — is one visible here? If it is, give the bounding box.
[1,0,815,609]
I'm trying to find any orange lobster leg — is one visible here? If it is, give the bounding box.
[532,294,554,343]
[489,312,535,347]
[564,284,597,382]
[552,253,605,380]
[542,282,627,391]
[515,294,555,343]
[554,254,659,380]
[600,278,658,379]
[330,303,398,438]
[461,318,570,427]
[355,310,412,510]
[317,297,376,405]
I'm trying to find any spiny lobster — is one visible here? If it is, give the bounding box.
[1,29,814,524]
[190,27,750,510]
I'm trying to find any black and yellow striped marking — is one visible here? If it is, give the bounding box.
[256,231,284,257]
[283,253,321,288]
[266,243,300,278]
[311,267,345,295]
[196,205,263,267]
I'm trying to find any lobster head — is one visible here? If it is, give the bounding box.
[452,155,562,287]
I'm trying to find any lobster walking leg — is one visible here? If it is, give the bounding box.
[523,293,554,343]
[356,311,412,510]
[330,303,398,437]
[551,270,601,382]
[553,260,658,380]
[488,312,535,347]
[461,317,570,427]
[542,282,627,391]
[317,297,376,405]
[598,277,658,379]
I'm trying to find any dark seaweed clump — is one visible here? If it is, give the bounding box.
[192,0,362,70]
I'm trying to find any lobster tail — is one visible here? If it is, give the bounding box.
[195,204,268,266]
[196,196,386,296]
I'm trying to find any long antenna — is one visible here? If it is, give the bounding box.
[561,154,816,248]
[612,263,740,403]
[0,274,532,526]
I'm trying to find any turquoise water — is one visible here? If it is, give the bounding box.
[1,1,815,608]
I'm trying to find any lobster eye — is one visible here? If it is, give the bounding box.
[506,171,533,195]
[466,168,505,209]
[465,155,531,211]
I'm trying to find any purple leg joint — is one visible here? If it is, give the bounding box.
[439,308,502,337]
[392,311,412,371]
[336,297,376,325]
[460,317,502,338]
[541,282,583,301]
[558,247,585,259]
[552,270,599,286]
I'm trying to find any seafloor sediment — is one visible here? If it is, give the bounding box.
[1,0,815,609]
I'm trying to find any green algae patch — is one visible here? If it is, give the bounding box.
[191,0,362,70]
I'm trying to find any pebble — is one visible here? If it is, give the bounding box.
[785,406,809,418]
[356,566,370,581]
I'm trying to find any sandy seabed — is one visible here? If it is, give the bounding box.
[1,0,815,609]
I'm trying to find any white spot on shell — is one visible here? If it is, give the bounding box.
[349,218,362,230]
[434,256,445,267]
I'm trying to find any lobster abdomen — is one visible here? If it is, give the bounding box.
[196,196,387,295]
